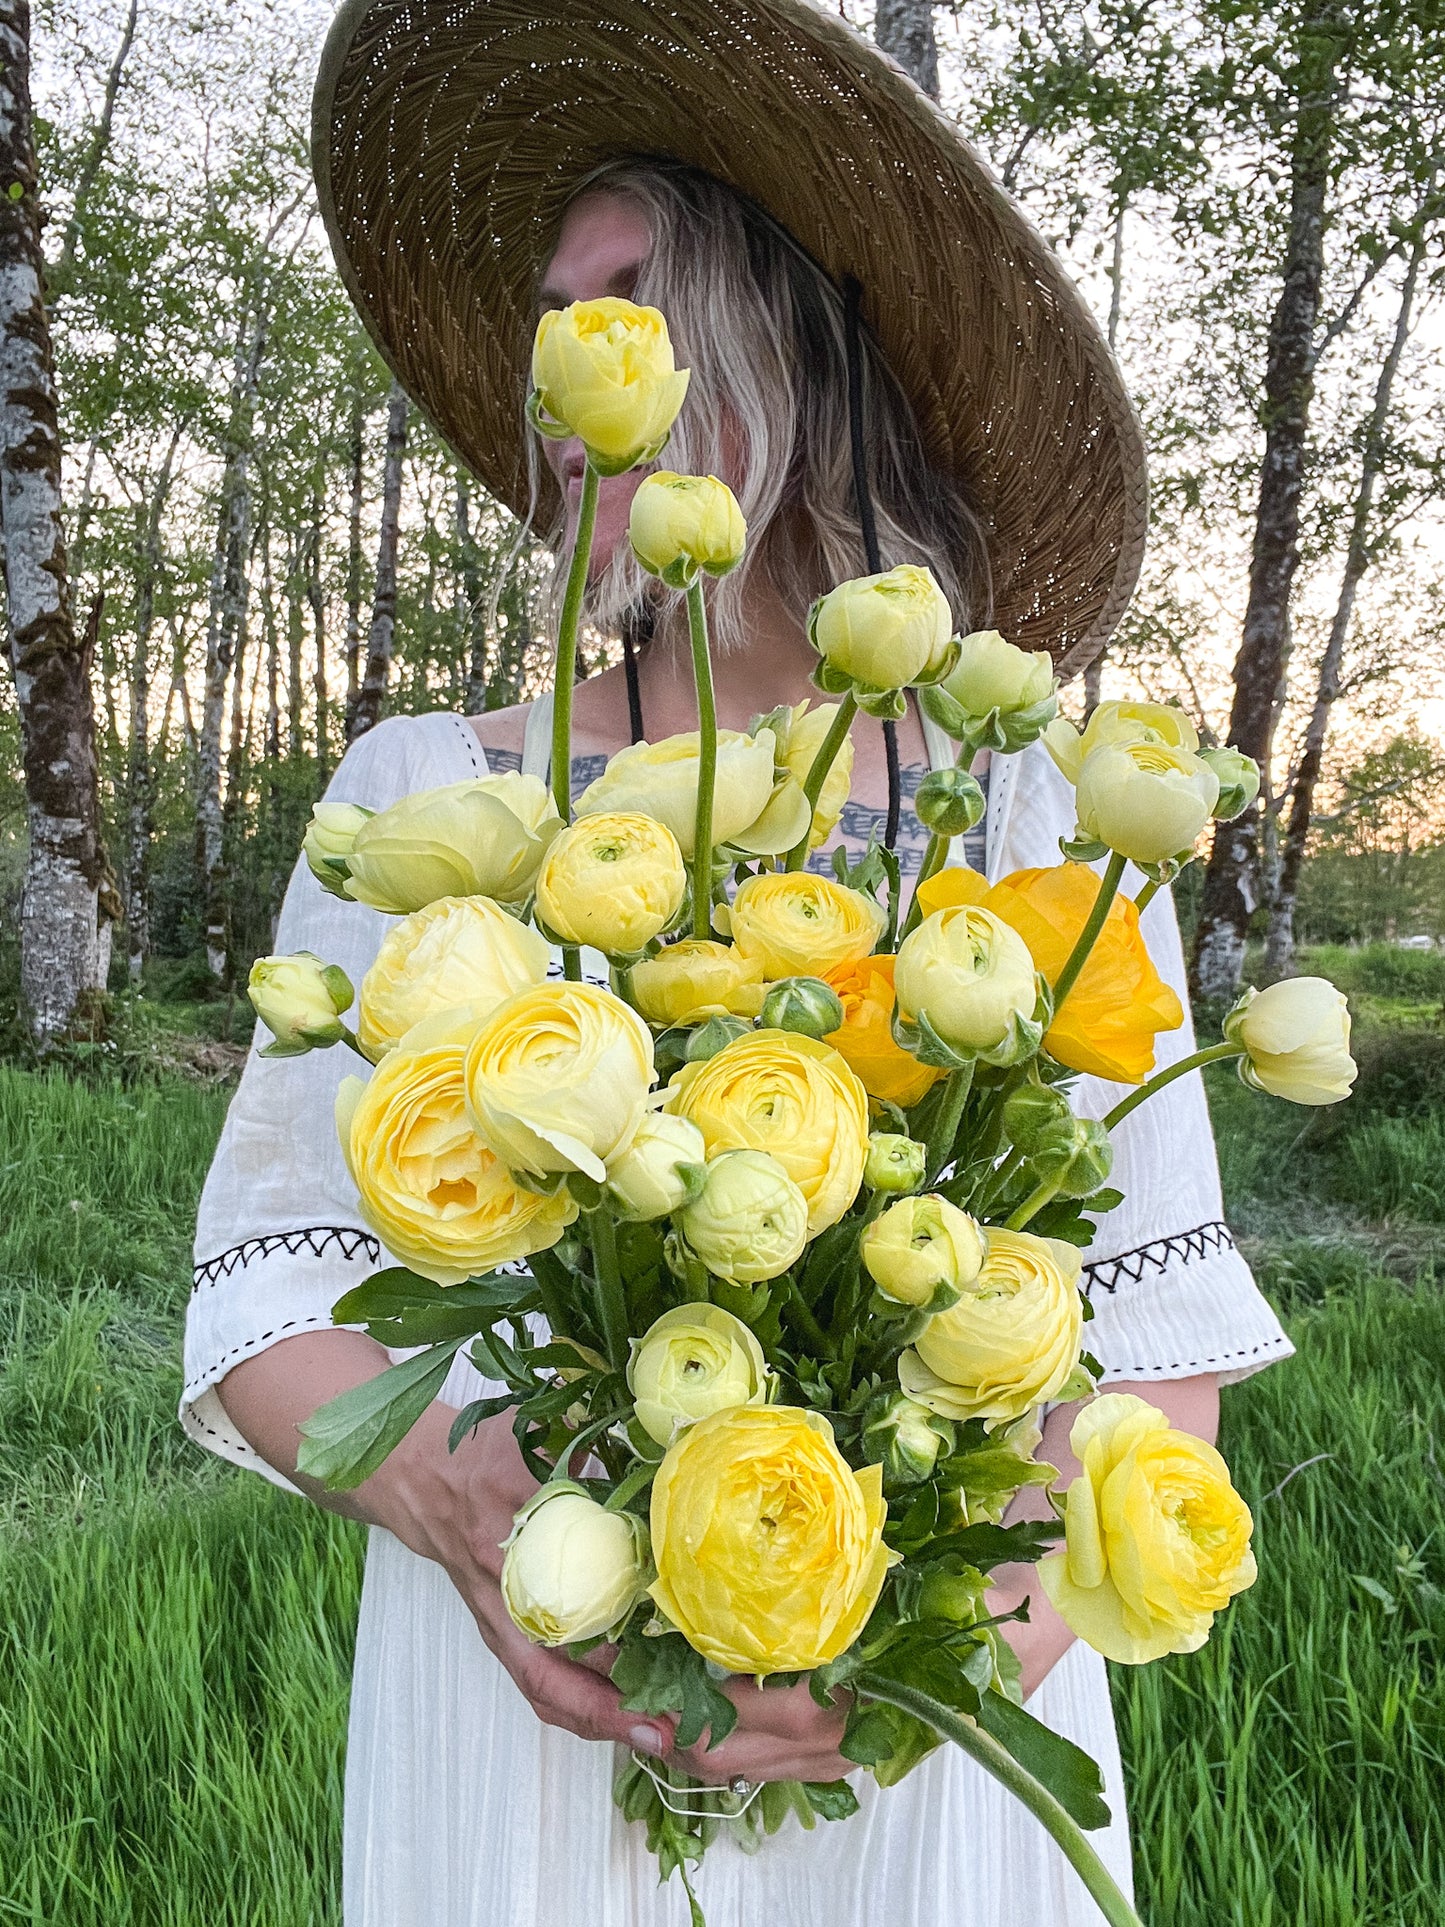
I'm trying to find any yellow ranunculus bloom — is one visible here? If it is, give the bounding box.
[628,471,746,582]
[629,939,767,1027]
[809,564,954,692]
[1075,741,1220,866]
[535,811,685,954]
[917,865,1183,1084]
[861,1194,985,1308]
[248,952,353,1053]
[628,1302,771,1446]
[730,871,885,981]
[680,1148,810,1283]
[464,982,654,1181]
[895,904,1038,1055]
[501,1485,650,1644]
[606,1112,706,1222]
[778,701,855,848]
[531,297,690,472]
[649,1405,895,1674]
[899,1228,1083,1424]
[1043,699,1201,785]
[575,729,777,860]
[667,1029,870,1234]
[1224,976,1356,1105]
[335,1045,575,1286]
[1038,1393,1257,1664]
[344,774,562,913]
[823,952,942,1108]
[943,630,1055,718]
[356,896,551,1058]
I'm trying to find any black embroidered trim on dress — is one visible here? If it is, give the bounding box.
[192,1226,381,1290]
[1083,1220,1236,1296]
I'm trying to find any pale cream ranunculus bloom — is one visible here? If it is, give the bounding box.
[303,800,371,899]
[649,1405,895,1675]
[628,471,746,582]
[861,1193,985,1308]
[1074,741,1220,865]
[629,939,767,1027]
[356,896,550,1058]
[628,1301,771,1445]
[1038,1393,1257,1664]
[667,1029,870,1234]
[894,904,1038,1054]
[534,811,686,954]
[501,1485,651,1644]
[809,564,954,692]
[679,1148,810,1284]
[531,297,689,472]
[606,1112,706,1222]
[1224,976,1356,1105]
[943,630,1055,718]
[335,1045,576,1286]
[575,729,778,861]
[248,952,353,1053]
[777,701,856,848]
[730,871,885,981]
[1043,698,1202,786]
[343,774,562,913]
[898,1228,1083,1425]
[463,982,654,1182]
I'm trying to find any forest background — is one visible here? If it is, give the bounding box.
[1,0,1445,1051]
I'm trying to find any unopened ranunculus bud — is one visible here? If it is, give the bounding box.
[759,976,845,1040]
[1001,1081,1074,1157]
[680,1148,810,1284]
[685,1014,755,1062]
[501,1483,650,1644]
[303,801,371,899]
[864,1132,927,1194]
[914,766,986,837]
[1029,1116,1113,1198]
[895,907,1039,1058]
[861,1194,985,1310]
[1199,746,1262,821]
[933,630,1059,752]
[1223,978,1356,1106]
[862,1391,954,1486]
[808,565,955,697]
[628,1302,771,1446]
[248,952,353,1056]
[916,1566,987,1624]
[606,1112,707,1222]
[629,471,746,586]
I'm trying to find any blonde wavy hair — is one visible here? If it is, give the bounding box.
[526,159,989,658]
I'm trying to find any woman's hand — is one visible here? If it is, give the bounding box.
[674,1675,852,1787]
[218,1333,674,1761]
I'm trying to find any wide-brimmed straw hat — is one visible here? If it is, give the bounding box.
[313,0,1147,674]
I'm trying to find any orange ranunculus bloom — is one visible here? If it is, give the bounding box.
[916,866,1183,1083]
[824,953,944,1109]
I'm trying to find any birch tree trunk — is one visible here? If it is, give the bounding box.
[874,0,939,99]
[457,475,492,713]
[0,0,115,1044]
[1262,225,1428,978]
[348,377,407,741]
[1190,2,1347,999]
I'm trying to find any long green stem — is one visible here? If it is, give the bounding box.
[1051,851,1127,1017]
[685,579,718,939]
[785,1280,835,1359]
[551,463,600,827]
[1103,1040,1243,1131]
[1006,1176,1063,1231]
[897,830,951,944]
[784,691,858,871]
[586,1207,629,1370]
[926,1061,974,1185]
[1132,877,1162,915]
[856,1678,1144,1927]
[972,1141,1027,1215]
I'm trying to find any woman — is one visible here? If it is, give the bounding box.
[185,5,1292,1920]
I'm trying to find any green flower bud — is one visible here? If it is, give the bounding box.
[1029,1116,1114,1198]
[1199,746,1262,821]
[915,1565,987,1625]
[759,975,845,1040]
[914,766,987,837]
[864,1132,927,1194]
[1001,1081,1074,1156]
[862,1391,955,1486]
[248,952,354,1057]
[684,1014,754,1062]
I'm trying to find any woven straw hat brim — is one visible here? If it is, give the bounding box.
[314,0,1148,674]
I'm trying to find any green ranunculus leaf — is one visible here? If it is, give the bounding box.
[447,1393,521,1452]
[973,1690,1112,1831]
[913,1517,1063,1570]
[802,1779,861,1822]
[296,1337,465,1490]
[331,1266,537,1344]
[612,1629,739,1752]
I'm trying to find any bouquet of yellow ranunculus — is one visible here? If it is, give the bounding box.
[251,297,1355,1927]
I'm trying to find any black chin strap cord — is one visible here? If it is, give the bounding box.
[843,274,901,851]
[622,603,649,745]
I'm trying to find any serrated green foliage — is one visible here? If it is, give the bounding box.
[611,1627,740,1751]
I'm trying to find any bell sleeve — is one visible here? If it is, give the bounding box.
[996,743,1293,1388]
[181,714,475,1489]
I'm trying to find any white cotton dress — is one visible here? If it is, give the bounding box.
[183,706,1293,1927]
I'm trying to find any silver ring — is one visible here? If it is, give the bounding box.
[728,1776,753,1797]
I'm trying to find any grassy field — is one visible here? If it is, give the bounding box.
[1,945,1443,1924]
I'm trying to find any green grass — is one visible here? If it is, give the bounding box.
[0,1040,1442,1924]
